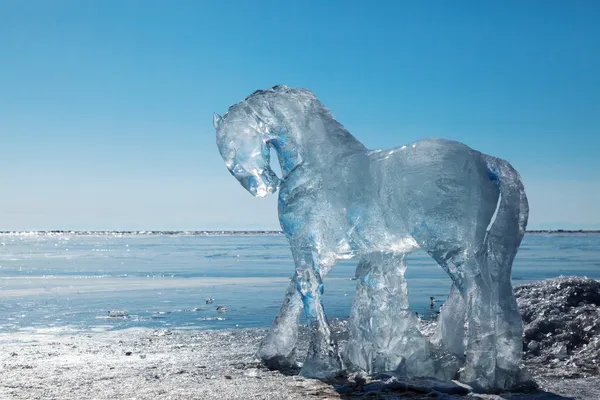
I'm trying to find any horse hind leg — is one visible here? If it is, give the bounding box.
[431,282,466,359]
[461,257,498,391]
[493,268,525,387]
[426,241,522,391]
[455,246,528,392]
[419,239,498,390]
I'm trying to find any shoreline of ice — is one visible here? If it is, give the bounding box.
[1,277,599,399]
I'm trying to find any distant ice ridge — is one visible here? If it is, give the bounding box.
[1,230,596,238]
[0,230,285,237]
[214,85,530,391]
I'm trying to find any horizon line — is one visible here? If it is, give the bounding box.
[1,229,599,235]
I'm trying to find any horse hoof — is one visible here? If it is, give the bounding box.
[261,355,301,374]
[494,366,539,392]
[458,365,537,393]
[299,354,344,380]
[300,365,344,380]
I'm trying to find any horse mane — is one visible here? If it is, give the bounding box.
[228,84,347,127]
[227,85,318,113]
[226,85,366,151]
[243,85,313,102]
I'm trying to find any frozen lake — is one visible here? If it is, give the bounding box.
[1,232,599,332]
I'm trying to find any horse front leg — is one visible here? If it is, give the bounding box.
[257,275,303,371]
[257,262,337,371]
[346,253,437,378]
[293,247,343,379]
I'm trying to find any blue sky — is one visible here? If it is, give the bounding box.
[1,1,599,231]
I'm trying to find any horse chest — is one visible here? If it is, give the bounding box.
[278,169,393,255]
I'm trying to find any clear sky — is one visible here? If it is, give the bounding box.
[1,1,599,231]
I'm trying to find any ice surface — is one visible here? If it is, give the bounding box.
[214,85,529,391]
[5,314,598,400]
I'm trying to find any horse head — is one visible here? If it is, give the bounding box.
[213,108,279,198]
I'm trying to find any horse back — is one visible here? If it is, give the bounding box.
[370,138,500,240]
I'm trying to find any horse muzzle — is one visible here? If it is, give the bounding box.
[237,168,280,198]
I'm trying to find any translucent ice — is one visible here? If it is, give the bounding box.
[214,85,529,391]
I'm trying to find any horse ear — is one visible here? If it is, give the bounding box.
[213,113,222,129]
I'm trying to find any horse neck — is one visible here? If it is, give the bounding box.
[268,127,302,177]
[267,112,366,178]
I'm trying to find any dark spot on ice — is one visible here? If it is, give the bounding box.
[261,355,301,375]
[487,169,499,181]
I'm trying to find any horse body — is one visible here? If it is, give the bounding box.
[214,85,528,391]
[278,137,499,261]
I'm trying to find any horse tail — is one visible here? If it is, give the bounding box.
[484,156,529,268]
[483,156,529,380]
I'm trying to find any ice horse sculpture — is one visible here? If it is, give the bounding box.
[213,85,529,391]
